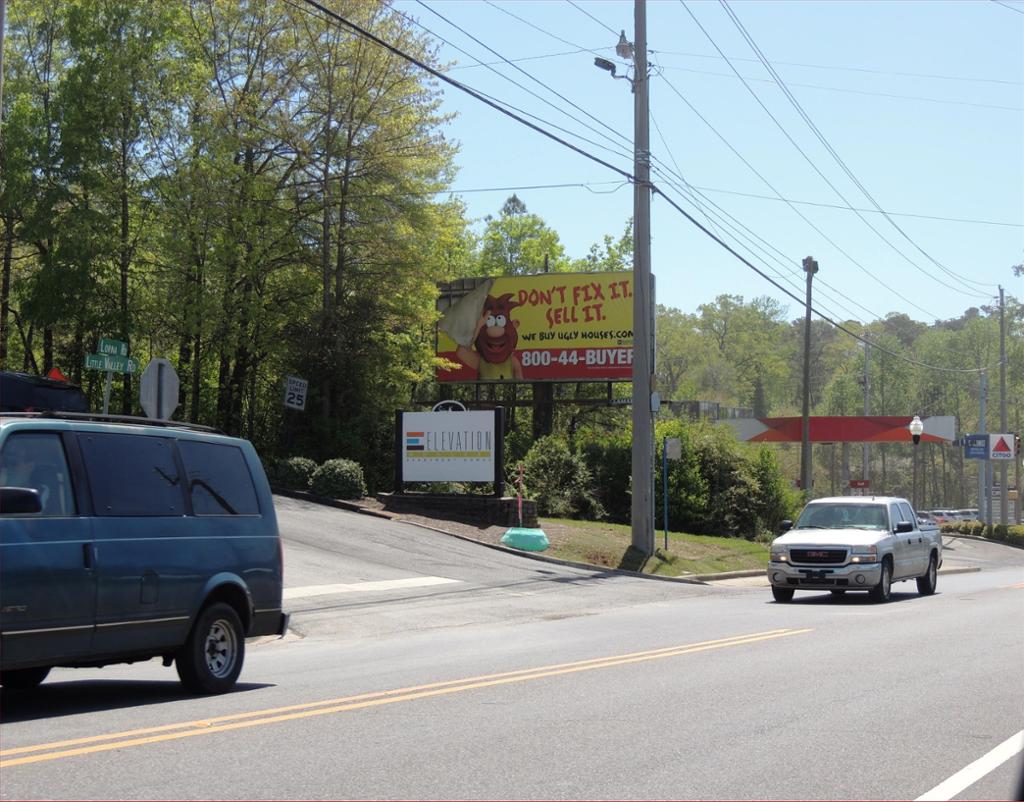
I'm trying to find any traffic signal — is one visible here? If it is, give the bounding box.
[1016,434,1021,456]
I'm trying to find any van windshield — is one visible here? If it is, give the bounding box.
[794,504,887,531]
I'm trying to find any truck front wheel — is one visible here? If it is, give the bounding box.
[869,558,892,603]
[916,553,937,596]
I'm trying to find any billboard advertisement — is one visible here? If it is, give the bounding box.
[435,273,635,383]
[400,410,499,482]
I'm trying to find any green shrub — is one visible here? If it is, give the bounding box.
[578,431,632,523]
[310,458,367,500]
[275,456,317,490]
[522,435,604,520]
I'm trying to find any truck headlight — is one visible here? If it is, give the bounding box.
[770,550,788,563]
[850,546,878,563]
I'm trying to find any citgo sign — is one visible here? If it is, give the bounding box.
[435,273,635,383]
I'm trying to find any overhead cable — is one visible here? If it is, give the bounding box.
[716,0,998,294]
[295,0,995,375]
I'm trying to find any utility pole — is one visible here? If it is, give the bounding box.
[999,286,1007,525]
[630,0,654,556]
[862,340,870,483]
[801,256,818,497]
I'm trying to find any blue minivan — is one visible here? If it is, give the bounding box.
[0,412,287,694]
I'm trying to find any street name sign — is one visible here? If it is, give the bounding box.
[98,338,129,357]
[85,353,139,373]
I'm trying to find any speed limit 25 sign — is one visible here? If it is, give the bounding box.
[284,375,308,411]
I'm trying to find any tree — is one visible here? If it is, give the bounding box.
[478,195,568,275]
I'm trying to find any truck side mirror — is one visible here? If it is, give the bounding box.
[895,521,914,534]
[779,519,793,533]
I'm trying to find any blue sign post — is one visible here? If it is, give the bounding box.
[963,434,989,460]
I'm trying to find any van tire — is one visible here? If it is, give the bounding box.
[0,666,51,689]
[176,603,245,694]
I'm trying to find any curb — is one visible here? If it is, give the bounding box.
[942,533,1024,551]
[271,491,989,584]
[273,489,710,585]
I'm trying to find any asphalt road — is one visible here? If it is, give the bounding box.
[2,496,1022,801]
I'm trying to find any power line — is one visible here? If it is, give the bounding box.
[649,48,1023,87]
[295,0,995,376]
[564,0,619,37]
[991,0,1024,14]
[682,0,991,301]
[689,186,1024,228]
[415,0,631,150]
[652,62,1023,113]
[445,47,601,71]
[717,0,999,294]
[652,59,941,321]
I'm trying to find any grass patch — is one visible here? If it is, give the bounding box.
[540,518,769,576]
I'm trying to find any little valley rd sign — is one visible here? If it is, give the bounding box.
[85,353,139,374]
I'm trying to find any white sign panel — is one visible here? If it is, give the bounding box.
[284,376,308,411]
[989,433,1014,460]
[402,411,496,482]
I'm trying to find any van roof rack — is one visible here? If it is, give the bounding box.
[0,411,225,435]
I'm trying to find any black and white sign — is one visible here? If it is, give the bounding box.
[284,375,308,411]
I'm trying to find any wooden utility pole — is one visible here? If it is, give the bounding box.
[801,256,819,496]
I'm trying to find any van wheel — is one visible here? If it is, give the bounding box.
[176,603,245,694]
[917,553,938,596]
[0,666,50,689]
[869,559,892,603]
[772,586,795,603]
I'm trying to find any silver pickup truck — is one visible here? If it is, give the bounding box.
[768,496,942,603]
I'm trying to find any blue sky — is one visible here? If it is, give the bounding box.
[391,0,1023,325]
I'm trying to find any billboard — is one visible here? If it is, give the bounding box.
[399,410,499,482]
[436,273,635,383]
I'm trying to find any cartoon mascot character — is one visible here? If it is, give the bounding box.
[453,292,524,380]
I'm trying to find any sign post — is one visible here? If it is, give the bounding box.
[139,358,180,420]
[84,339,139,414]
[663,437,681,551]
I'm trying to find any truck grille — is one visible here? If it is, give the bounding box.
[790,548,847,564]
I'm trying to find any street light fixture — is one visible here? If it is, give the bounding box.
[909,415,924,509]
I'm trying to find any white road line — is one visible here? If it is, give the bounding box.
[915,730,1024,801]
[283,576,462,600]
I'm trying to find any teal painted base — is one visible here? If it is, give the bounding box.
[501,527,549,552]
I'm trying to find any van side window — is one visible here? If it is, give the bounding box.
[0,432,76,516]
[178,441,259,516]
[79,433,182,516]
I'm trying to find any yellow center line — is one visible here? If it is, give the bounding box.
[1,628,811,768]
[1,629,793,757]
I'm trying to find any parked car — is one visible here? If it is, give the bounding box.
[768,496,942,603]
[917,511,940,531]
[0,411,287,693]
[954,509,980,521]
[0,370,89,413]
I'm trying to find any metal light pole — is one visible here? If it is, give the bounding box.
[999,285,1007,525]
[801,256,818,497]
[910,415,924,509]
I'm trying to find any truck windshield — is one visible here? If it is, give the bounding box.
[794,504,887,530]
